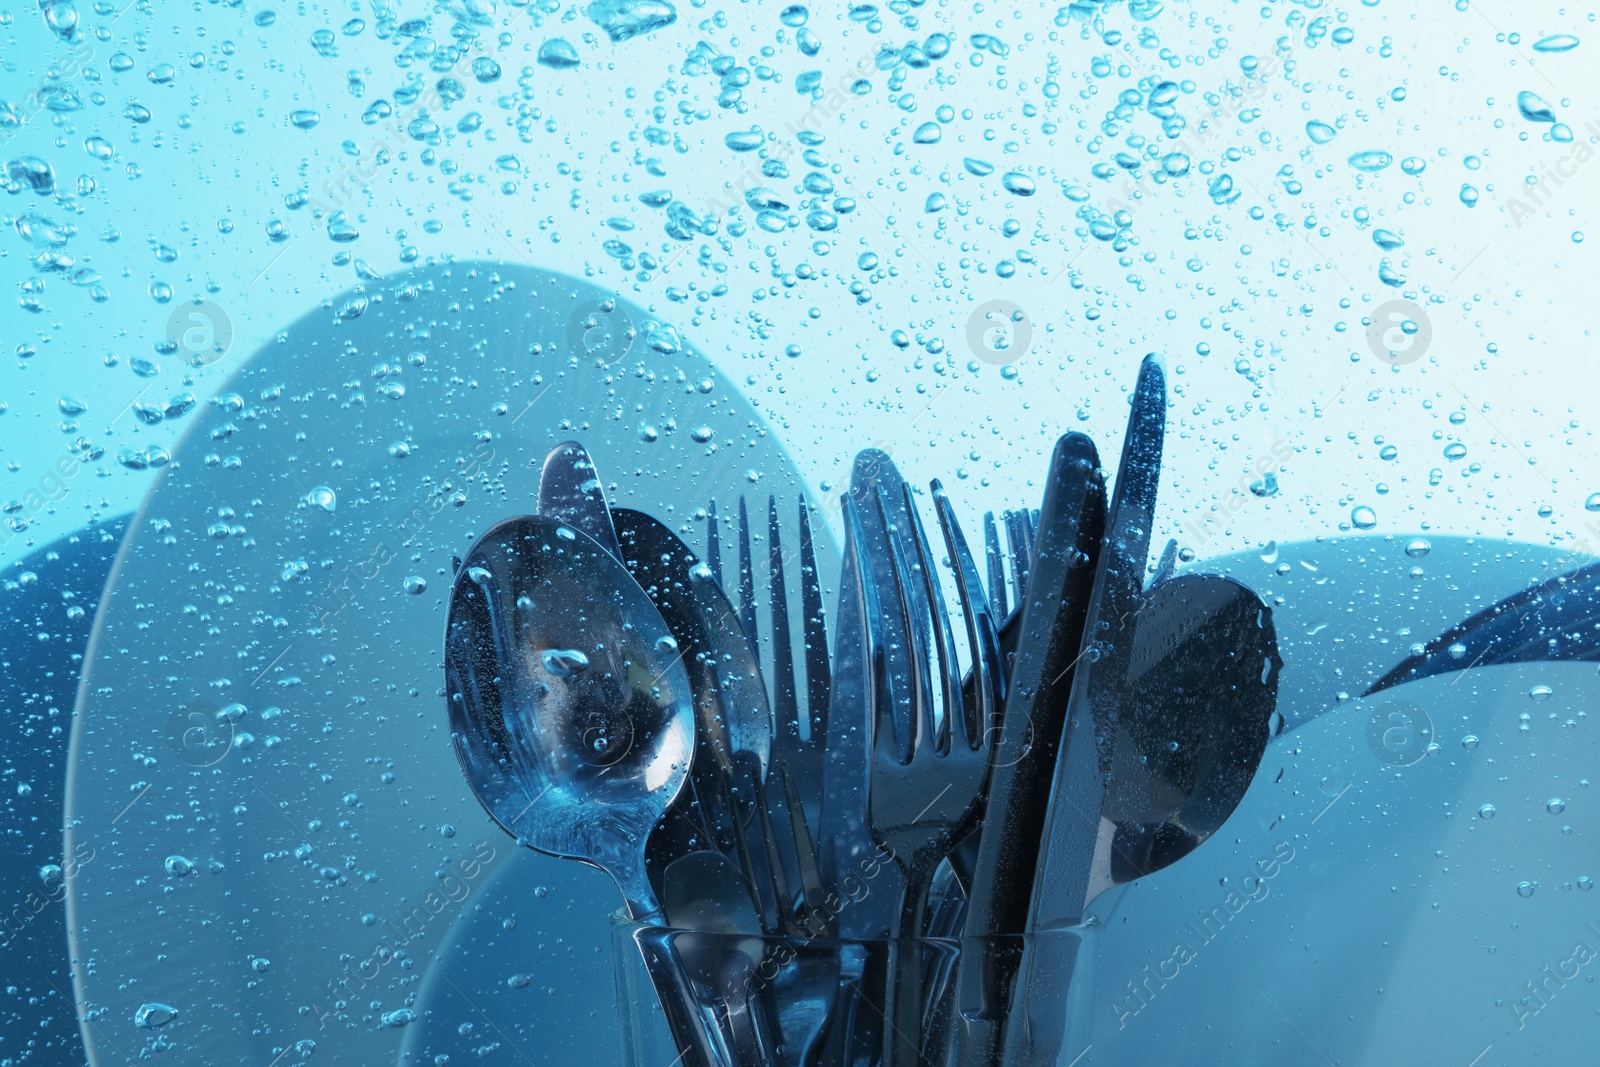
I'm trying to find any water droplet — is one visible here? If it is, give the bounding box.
[134,1003,178,1029]
[586,0,677,42]
[1584,492,1600,512]
[724,128,764,152]
[1533,34,1579,53]
[1448,643,1468,660]
[379,1008,415,1028]
[912,122,941,144]
[655,635,679,654]
[1348,150,1393,172]
[1461,733,1479,749]
[289,109,320,129]
[1443,443,1468,460]
[1547,798,1566,814]
[1306,120,1336,144]
[1478,803,1496,818]
[403,576,427,595]
[1460,183,1479,207]
[306,486,336,512]
[1404,537,1431,558]
[1517,90,1556,123]
[1351,506,1378,530]
[1372,228,1404,250]
[538,39,580,69]
[7,156,56,195]
[1000,171,1035,196]
[780,4,808,26]
[689,562,714,582]
[541,649,590,677]
[1529,685,1553,701]
[1517,880,1537,898]
[508,973,533,989]
[963,157,995,177]
[57,395,86,416]
[466,566,493,585]
[1580,876,1594,891]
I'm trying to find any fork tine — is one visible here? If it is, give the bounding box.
[983,512,1009,620]
[901,481,966,754]
[934,481,1005,741]
[1005,509,1031,608]
[797,498,831,744]
[876,485,932,763]
[737,496,758,650]
[706,499,723,589]
[767,495,800,747]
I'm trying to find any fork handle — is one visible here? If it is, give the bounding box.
[883,858,938,1067]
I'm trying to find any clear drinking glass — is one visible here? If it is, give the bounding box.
[611,919,1101,1067]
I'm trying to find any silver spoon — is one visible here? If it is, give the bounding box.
[444,513,695,918]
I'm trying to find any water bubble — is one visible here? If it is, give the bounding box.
[1533,34,1579,53]
[403,576,427,595]
[7,156,56,195]
[1348,150,1393,172]
[912,122,941,144]
[963,157,995,177]
[1459,184,1479,207]
[655,635,679,655]
[689,562,714,582]
[585,0,677,43]
[508,974,533,989]
[1372,229,1404,250]
[289,109,321,129]
[541,649,590,677]
[1516,880,1537,898]
[538,39,580,69]
[1516,91,1556,123]
[1351,506,1378,530]
[1001,172,1036,196]
[1584,492,1600,512]
[1529,685,1553,701]
[1478,803,1496,818]
[1403,537,1431,558]
[379,1008,415,1029]
[1306,121,1336,144]
[1448,643,1468,660]
[1580,876,1594,891]
[306,486,337,512]
[1547,798,1566,814]
[724,129,764,152]
[134,1003,178,1029]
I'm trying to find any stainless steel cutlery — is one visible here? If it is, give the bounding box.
[444,356,1284,1066]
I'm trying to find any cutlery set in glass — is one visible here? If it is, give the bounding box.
[443,355,1283,1065]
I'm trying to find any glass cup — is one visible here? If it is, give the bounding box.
[610,918,1101,1067]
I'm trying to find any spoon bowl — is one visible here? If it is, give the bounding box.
[444,513,695,918]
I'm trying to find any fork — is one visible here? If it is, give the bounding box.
[862,482,993,1066]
